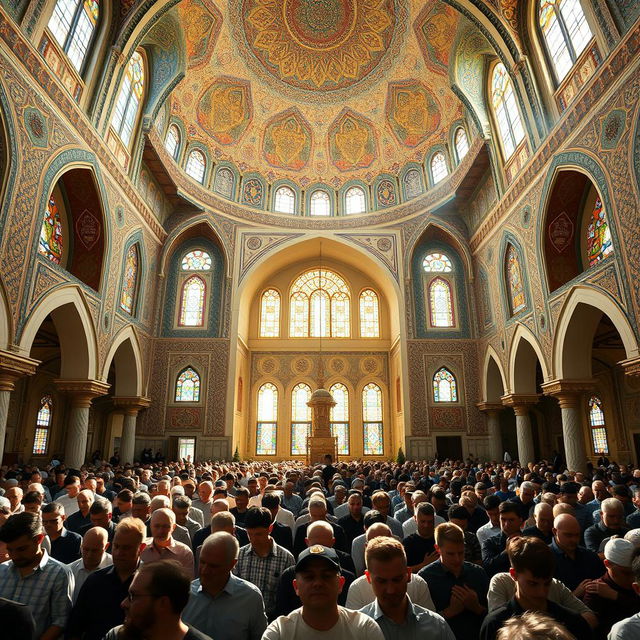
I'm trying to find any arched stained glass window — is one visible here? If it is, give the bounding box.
[111,51,144,147]
[257,383,278,455]
[289,269,351,337]
[33,395,53,455]
[491,63,525,159]
[363,383,383,455]
[165,125,180,159]
[214,168,234,199]
[586,197,613,267]
[330,383,349,455]
[423,253,452,273]
[119,243,139,314]
[430,152,448,184]
[175,367,200,402]
[181,250,211,271]
[185,150,206,184]
[588,395,608,454]
[291,383,312,455]
[403,169,423,200]
[179,276,206,326]
[260,289,281,337]
[454,127,469,162]
[48,0,99,72]
[429,278,454,327]
[539,0,592,82]
[274,186,295,214]
[433,367,457,402]
[345,186,366,214]
[310,190,331,216]
[506,244,526,315]
[38,196,64,264]
[360,289,380,338]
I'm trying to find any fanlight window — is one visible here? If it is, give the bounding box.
[119,243,139,314]
[48,0,99,72]
[165,125,180,159]
[289,269,351,338]
[291,383,312,455]
[175,367,200,402]
[33,395,53,455]
[491,63,525,159]
[310,190,331,216]
[430,152,448,184]
[179,276,206,326]
[506,244,526,315]
[111,51,144,147]
[539,0,592,82]
[345,186,366,214]
[363,383,383,455]
[181,250,212,271]
[274,186,296,214]
[330,383,350,455]
[454,127,469,162]
[359,289,380,338]
[588,395,609,455]
[185,150,206,184]
[38,196,64,265]
[429,278,454,327]
[586,198,613,267]
[257,383,278,455]
[433,367,457,402]
[423,253,452,273]
[260,289,281,337]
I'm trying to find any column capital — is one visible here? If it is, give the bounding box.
[54,379,111,407]
[540,379,595,408]
[501,394,539,415]
[0,350,39,391]
[620,356,640,377]
[476,402,504,416]
[113,396,151,416]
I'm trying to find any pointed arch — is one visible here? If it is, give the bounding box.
[433,367,458,402]
[175,366,201,402]
[0,278,11,350]
[101,325,143,396]
[482,346,507,403]
[508,324,550,394]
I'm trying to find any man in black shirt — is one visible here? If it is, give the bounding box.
[230,487,250,527]
[42,502,81,564]
[321,454,339,489]
[522,502,554,544]
[338,491,366,548]
[402,502,438,572]
[262,493,294,553]
[481,501,524,577]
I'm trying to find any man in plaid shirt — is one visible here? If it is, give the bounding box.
[233,506,294,619]
[0,511,73,639]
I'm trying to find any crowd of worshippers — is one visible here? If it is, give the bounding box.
[1,456,640,640]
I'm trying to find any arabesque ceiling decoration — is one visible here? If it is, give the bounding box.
[167,0,466,188]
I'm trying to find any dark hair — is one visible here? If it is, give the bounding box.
[139,560,191,613]
[416,502,436,517]
[508,536,555,578]
[41,501,63,515]
[363,509,385,529]
[243,506,272,530]
[0,512,42,543]
[632,549,640,582]
[448,505,469,521]
[132,492,151,506]
[90,500,112,515]
[22,491,43,506]
[117,489,134,502]
[64,475,80,487]
[261,493,281,509]
[499,501,522,517]
[235,487,250,498]
[172,496,191,510]
[484,495,501,510]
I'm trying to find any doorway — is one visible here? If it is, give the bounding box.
[436,436,463,460]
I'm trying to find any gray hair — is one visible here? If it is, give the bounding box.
[202,531,239,563]
[210,510,235,531]
[601,497,624,514]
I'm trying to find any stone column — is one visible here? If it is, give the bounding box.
[501,394,539,466]
[0,351,39,463]
[55,380,110,469]
[113,397,151,465]
[476,403,504,461]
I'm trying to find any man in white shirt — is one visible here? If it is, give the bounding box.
[56,477,82,517]
[476,496,502,548]
[263,545,384,640]
[608,551,640,639]
[68,526,112,603]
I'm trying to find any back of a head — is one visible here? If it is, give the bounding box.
[261,493,280,510]
[365,522,391,542]
[508,536,555,579]
[365,535,406,571]
[210,510,235,532]
[244,506,272,529]
[363,509,385,530]
[202,531,239,564]
[0,511,41,543]
[496,611,576,640]
[138,560,191,614]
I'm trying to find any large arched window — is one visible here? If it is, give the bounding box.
[586,197,613,267]
[179,276,206,326]
[454,127,469,163]
[491,63,525,159]
[119,243,140,314]
[260,289,281,337]
[111,51,145,147]
[345,186,366,214]
[428,278,454,327]
[289,269,351,338]
[433,367,457,402]
[257,383,278,455]
[48,0,99,72]
[274,186,295,214]
[291,383,312,455]
[539,0,592,83]
[310,190,331,216]
[175,367,200,402]
[359,289,380,338]
[330,383,350,455]
[430,152,448,184]
[588,395,609,455]
[363,383,383,455]
[33,395,53,455]
[505,244,526,315]
[185,150,206,184]
[38,195,64,265]
[165,125,180,159]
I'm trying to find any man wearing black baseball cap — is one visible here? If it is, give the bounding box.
[263,545,384,639]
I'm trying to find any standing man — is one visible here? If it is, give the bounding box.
[56,476,81,516]
[608,548,640,639]
[64,489,93,534]
[322,454,339,489]
[481,501,524,577]
[281,480,303,518]
[522,502,554,544]
[42,502,82,564]
[68,527,112,603]
[403,502,439,573]
[476,496,501,548]
[585,498,629,554]
[140,508,194,576]
[338,491,366,549]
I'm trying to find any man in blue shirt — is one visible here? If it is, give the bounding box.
[42,502,81,564]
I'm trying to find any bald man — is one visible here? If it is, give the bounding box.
[5,487,23,515]
[551,513,604,595]
[522,502,554,544]
[140,507,194,576]
[68,527,112,603]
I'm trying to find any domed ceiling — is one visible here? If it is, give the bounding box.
[169,0,465,187]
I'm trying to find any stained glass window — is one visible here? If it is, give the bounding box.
[455,127,469,162]
[289,269,351,337]
[260,289,281,337]
[429,278,454,327]
[38,196,63,264]
[359,289,380,338]
[363,383,383,456]
[119,243,139,314]
[111,51,144,147]
[33,395,53,455]
[491,63,525,159]
[165,125,180,159]
[274,186,295,214]
[539,0,592,82]
[404,169,423,199]
[588,396,608,454]
[506,244,526,314]
[175,367,200,402]
[310,190,331,216]
[179,276,205,326]
[433,367,457,402]
[345,186,366,214]
[214,168,234,199]
[185,150,206,184]
[291,383,312,455]
[48,0,99,72]
[423,253,452,273]
[257,383,277,455]
[430,152,448,184]
[587,198,613,267]
[181,250,211,271]
[330,383,349,455]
